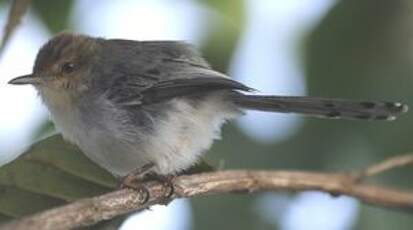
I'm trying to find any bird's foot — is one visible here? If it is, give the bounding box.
[119,163,174,205]
[145,174,175,205]
[119,163,155,204]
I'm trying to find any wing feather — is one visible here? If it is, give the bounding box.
[140,77,253,105]
[102,39,251,106]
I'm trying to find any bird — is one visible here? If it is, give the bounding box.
[8,32,408,182]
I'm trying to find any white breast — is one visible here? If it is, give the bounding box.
[40,88,240,177]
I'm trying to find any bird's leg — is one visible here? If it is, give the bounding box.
[119,163,155,204]
[120,163,155,188]
[119,163,174,205]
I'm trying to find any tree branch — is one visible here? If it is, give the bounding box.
[1,154,413,230]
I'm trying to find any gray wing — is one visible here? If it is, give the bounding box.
[140,77,253,105]
[101,39,212,75]
[98,39,251,107]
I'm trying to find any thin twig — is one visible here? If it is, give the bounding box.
[1,154,412,230]
[351,153,413,182]
[363,154,413,178]
[0,0,31,54]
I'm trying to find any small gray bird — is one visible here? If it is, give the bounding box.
[9,33,408,179]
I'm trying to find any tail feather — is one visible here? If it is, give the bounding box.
[231,94,408,121]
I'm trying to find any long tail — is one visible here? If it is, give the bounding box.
[231,94,408,120]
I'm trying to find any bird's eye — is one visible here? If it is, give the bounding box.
[61,62,75,74]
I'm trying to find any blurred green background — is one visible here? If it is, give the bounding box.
[0,0,412,229]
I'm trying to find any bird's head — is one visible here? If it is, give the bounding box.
[9,32,101,98]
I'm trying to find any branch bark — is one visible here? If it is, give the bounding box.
[1,154,413,230]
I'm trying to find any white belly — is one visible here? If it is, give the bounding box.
[47,92,240,177]
[145,95,240,175]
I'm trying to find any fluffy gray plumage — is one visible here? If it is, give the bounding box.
[9,33,408,177]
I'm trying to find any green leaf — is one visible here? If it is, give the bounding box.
[0,134,117,221]
[0,214,12,223]
[0,185,65,217]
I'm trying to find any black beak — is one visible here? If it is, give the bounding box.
[8,74,41,85]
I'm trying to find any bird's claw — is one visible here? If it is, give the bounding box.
[146,174,175,205]
[119,163,174,205]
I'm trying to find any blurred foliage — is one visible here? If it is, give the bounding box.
[31,120,55,140]
[197,0,244,22]
[0,0,30,53]
[32,0,73,33]
[197,0,244,73]
[194,0,413,229]
[0,135,116,221]
[303,1,413,229]
[1,0,413,229]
